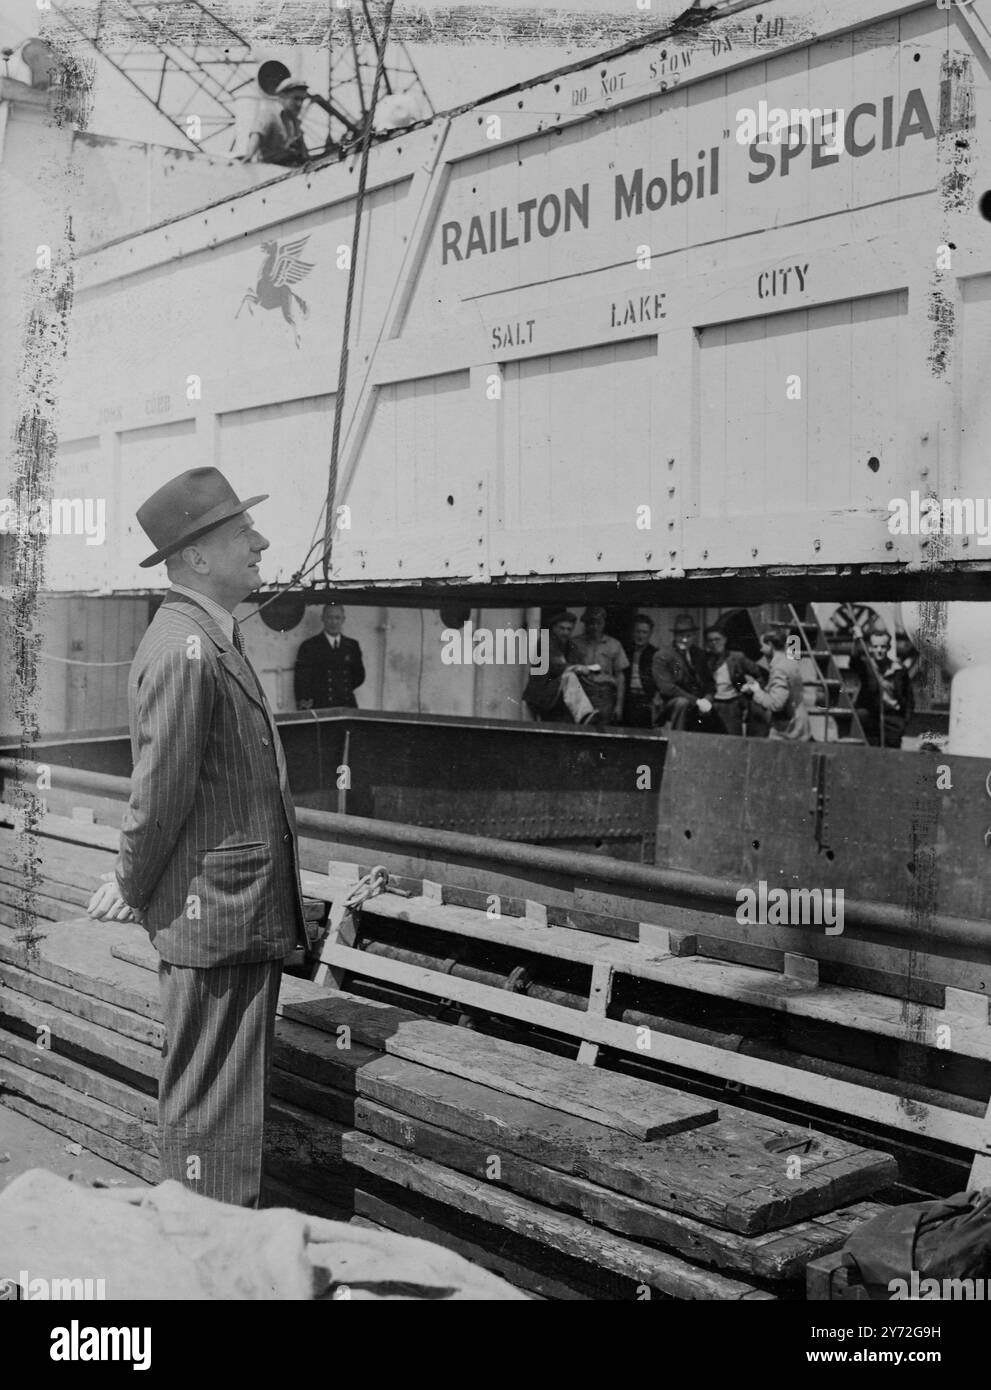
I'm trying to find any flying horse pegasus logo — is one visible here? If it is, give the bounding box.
[237,235,315,348]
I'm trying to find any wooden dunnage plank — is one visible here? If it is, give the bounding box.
[325,944,985,1151]
[0,826,115,877]
[0,921,161,1021]
[301,870,662,972]
[355,1095,884,1283]
[0,1094,158,1184]
[263,1101,355,1211]
[0,1055,158,1155]
[0,986,160,1085]
[271,1034,893,1238]
[373,1016,716,1141]
[0,883,82,924]
[353,1190,583,1300]
[637,900,985,1001]
[0,804,121,853]
[0,867,93,910]
[261,1177,353,1224]
[278,979,429,1048]
[343,1133,776,1300]
[617,954,991,1063]
[274,1019,381,1090]
[0,960,164,1048]
[305,871,991,1057]
[270,1067,356,1126]
[264,1184,352,1225]
[277,1064,884,1280]
[0,1031,156,1122]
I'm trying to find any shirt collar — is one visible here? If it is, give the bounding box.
[169,584,236,644]
[324,632,341,648]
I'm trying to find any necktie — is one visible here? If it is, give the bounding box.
[232,619,245,657]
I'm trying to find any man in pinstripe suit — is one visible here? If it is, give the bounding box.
[87,468,314,1206]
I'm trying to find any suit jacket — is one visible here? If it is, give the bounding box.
[523,632,578,715]
[116,592,311,968]
[294,632,365,708]
[749,650,812,740]
[713,650,765,694]
[652,644,714,703]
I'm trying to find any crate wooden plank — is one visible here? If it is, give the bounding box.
[343,1132,776,1300]
[0,1030,156,1122]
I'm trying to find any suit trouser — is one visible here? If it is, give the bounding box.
[158,957,283,1207]
[712,698,744,736]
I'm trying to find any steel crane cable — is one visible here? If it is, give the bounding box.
[322,0,395,583]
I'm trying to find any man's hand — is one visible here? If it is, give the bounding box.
[87,872,143,924]
[696,697,713,715]
[298,699,315,711]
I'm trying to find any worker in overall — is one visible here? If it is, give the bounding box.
[87,468,315,1206]
[244,76,310,166]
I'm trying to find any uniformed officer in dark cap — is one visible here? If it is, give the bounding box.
[294,603,366,710]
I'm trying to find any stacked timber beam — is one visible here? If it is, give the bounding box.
[0,811,900,1299]
[6,760,991,1183]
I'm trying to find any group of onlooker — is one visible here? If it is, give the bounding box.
[524,608,914,746]
[290,601,913,749]
[626,612,812,740]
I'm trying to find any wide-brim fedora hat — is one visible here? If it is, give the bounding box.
[137,468,268,568]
